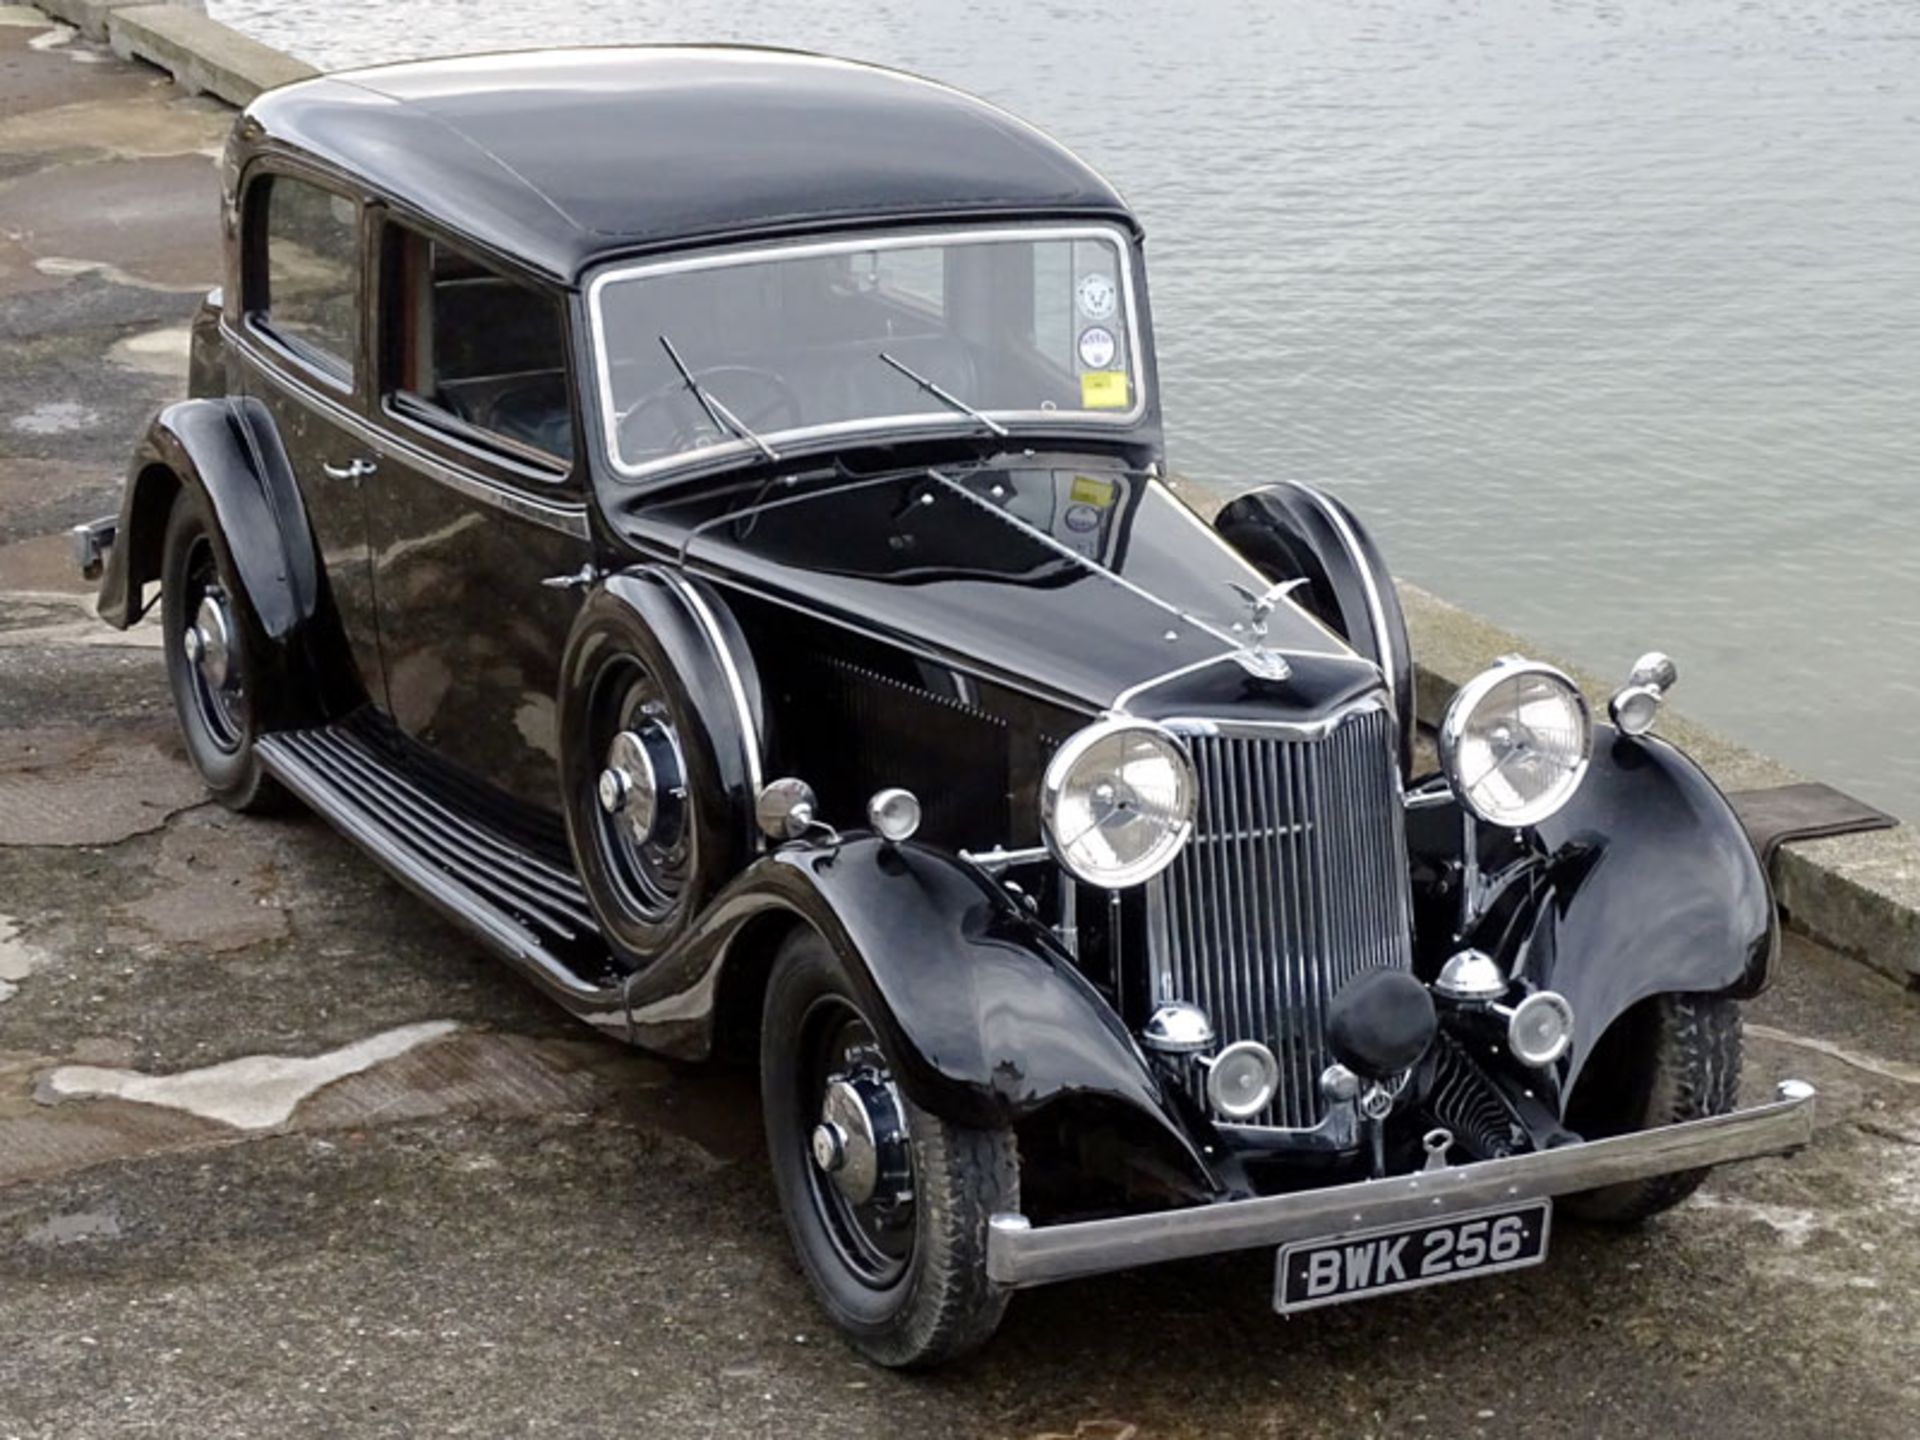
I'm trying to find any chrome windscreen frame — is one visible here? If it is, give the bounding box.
[584,223,1150,486]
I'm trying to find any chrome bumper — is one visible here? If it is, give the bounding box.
[986,1079,1816,1289]
[71,515,115,581]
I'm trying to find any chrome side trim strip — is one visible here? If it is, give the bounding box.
[231,329,592,540]
[654,567,766,806]
[985,1080,1818,1288]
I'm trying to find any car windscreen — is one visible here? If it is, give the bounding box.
[587,227,1142,479]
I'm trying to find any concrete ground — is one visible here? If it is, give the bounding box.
[1,13,1916,1438]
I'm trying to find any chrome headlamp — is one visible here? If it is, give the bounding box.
[1041,717,1196,889]
[1439,658,1591,828]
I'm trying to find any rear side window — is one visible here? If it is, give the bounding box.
[257,175,359,379]
[383,224,573,465]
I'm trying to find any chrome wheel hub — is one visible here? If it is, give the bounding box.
[811,1070,911,1208]
[596,720,684,846]
[185,592,233,689]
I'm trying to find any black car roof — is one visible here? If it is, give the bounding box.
[243,46,1136,283]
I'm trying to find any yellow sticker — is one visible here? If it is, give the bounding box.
[1069,474,1116,507]
[1080,370,1129,410]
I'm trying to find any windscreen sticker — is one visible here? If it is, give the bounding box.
[1069,474,1116,507]
[1063,503,1102,534]
[1077,325,1118,371]
[1080,371,1130,409]
[1075,272,1117,320]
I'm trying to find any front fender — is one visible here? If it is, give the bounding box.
[1424,730,1775,1100]
[627,835,1215,1195]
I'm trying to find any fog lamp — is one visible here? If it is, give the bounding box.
[1609,684,1662,736]
[1205,1040,1280,1120]
[1506,990,1574,1067]
[866,787,922,842]
[1609,651,1678,737]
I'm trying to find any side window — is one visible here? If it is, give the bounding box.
[384,225,573,465]
[255,175,360,380]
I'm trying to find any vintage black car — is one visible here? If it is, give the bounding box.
[79,47,1814,1366]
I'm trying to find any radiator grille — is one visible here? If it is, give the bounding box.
[1147,706,1414,1130]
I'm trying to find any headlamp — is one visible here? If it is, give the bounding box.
[1439,658,1591,828]
[1041,717,1196,888]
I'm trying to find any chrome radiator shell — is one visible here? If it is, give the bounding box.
[1145,704,1415,1130]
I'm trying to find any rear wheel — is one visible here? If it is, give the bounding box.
[761,927,1016,1368]
[160,487,284,813]
[1563,992,1742,1223]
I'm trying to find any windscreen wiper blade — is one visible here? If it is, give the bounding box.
[658,334,781,462]
[877,351,1009,438]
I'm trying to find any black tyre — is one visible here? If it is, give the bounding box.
[560,606,744,963]
[761,927,1017,1368]
[160,486,285,813]
[1562,992,1742,1223]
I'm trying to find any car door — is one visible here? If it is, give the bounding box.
[230,167,387,706]
[362,215,594,812]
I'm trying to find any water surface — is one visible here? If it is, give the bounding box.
[211,0,1920,818]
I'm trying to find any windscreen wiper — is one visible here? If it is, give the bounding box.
[658,334,781,462]
[877,351,1009,438]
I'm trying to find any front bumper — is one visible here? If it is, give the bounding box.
[986,1079,1816,1288]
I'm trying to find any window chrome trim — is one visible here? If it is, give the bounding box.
[231,327,591,540]
[586,223,1149,485]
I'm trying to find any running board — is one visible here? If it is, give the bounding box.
[257,726,626,1019]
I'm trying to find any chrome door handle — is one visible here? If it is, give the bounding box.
[322,458,377,482]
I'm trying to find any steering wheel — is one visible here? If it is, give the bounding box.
[617,365,802,462]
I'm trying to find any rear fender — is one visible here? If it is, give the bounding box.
[627,835,1216,1198]
[99,397,319,639]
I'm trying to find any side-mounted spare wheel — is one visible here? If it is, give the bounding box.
[1214,481,1414,772]
[761,926,1018,1368]
[160,486,286,813]
[558,576,759,964]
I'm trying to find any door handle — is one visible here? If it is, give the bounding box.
[322,458,377,482]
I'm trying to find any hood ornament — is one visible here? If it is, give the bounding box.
[1226,578,1308,681]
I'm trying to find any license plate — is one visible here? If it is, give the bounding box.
[1274,1200,1552,1314]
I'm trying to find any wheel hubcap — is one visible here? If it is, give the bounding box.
[176,542,245,755]
[811,1067,912,1209]
[188,592,233,690]
[811,1075,912,1207]
[799,1002,918,1287]
[587,667,695,924]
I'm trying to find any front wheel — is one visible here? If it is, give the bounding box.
[1562,992,1742,1223]
[761,927,1017,1368]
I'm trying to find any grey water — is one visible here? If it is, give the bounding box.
[211,0,1920,820]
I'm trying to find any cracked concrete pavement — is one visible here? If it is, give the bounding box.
[0,12,1916,1438]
